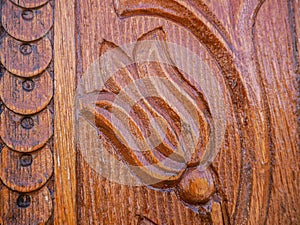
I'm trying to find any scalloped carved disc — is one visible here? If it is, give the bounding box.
[2,0,53,41]
[10,0,49,8]
[0,71,53,115]
[0,108,53,152]
[0,36,52,77]
[0,146,53,192]
[0,186,53,225]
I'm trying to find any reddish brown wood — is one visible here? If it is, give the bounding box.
[2,0,53,41]
[0,71,53,115]
[10,0,49,8]
[0,145,53,192]
[0,0,54,224]
[0,0,298,224]
[0,36,52,77]
[0,186,53,225]
[72,0,299,224]
[0,108,53,152]
[53,0,77,224]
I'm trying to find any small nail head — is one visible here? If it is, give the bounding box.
[17,194,31,208]
[20,154,33,167]
[22,79,35,92]
[20,44,32,55]
[21,9,34,21]
[21,117,34,130]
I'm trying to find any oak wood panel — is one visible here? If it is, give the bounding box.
[69,0,299,225]
[76,1,219,223]
[0,0,298,223]
[53,0,77,224]
[254,0,299,224]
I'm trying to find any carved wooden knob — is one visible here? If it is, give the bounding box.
[178,167,215,204]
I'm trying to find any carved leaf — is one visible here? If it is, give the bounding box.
[80,28,214,188]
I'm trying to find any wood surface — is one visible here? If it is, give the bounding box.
[0,0,298,224]
[73,0,299,224]
[53,0,77,224]
[0,0,55,224]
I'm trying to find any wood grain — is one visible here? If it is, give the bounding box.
[2,0,53,42]
[76,0,228,224]
[0,108,53,152]
[253,0,299,224]
[53,0,77,224]
[0,0,296,224]
[10,0,49,8]
[71,0,299,224]
[0,35,52,77]
[0,185,53,225]
[0,145,53,192]
[0,0,55,223]
[0,70,53,115]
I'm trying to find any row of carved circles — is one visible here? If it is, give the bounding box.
[0,0,53,224]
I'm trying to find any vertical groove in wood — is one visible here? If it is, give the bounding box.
[53,0,77,224]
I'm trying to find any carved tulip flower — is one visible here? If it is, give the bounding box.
[77,27,227,205]
[79,28,215,190]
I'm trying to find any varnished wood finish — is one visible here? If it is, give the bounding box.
[0,0,298,224]
[70,0,299,224]
[0,145,53,192]
[0,0,54,223]
[0,36,52,77]
[2,0,53,41]
[0,71,53,115]
[0,108,53,152]
[0,185,53,225]
[53,0,77,224]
